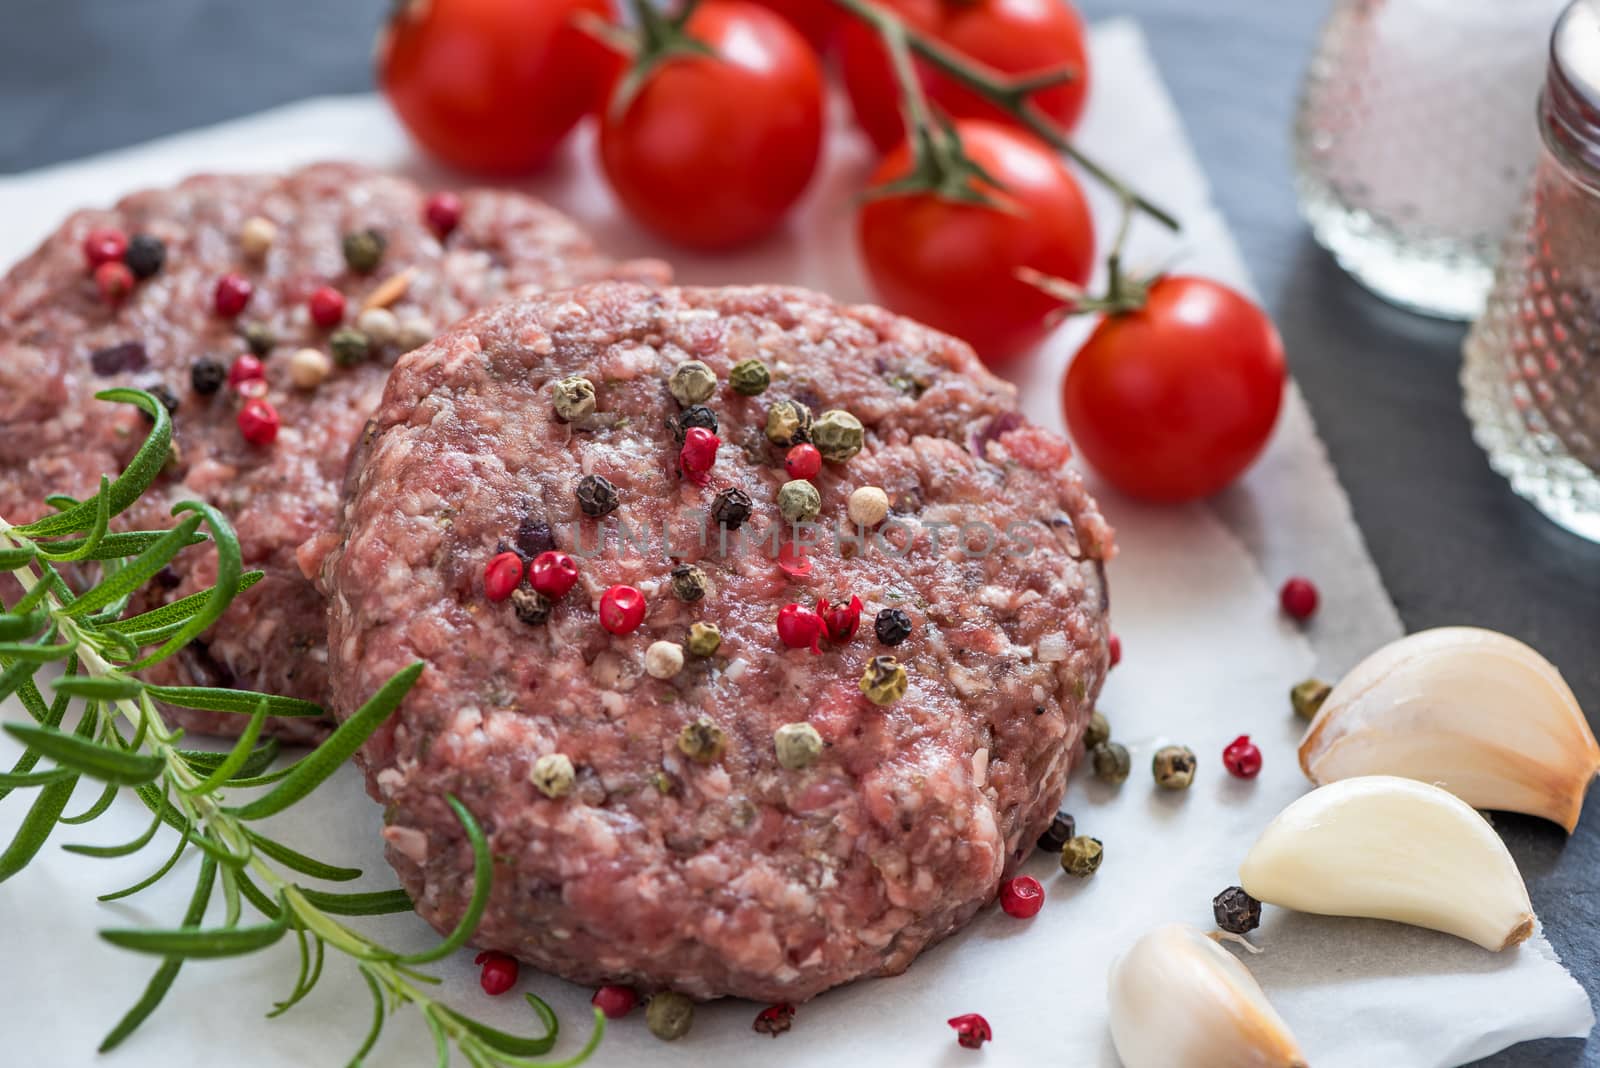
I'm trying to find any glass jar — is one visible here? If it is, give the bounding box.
[1463,0,1600,542]
[1293,0,1565,320]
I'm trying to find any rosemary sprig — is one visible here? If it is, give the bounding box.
[0,389,602,1066]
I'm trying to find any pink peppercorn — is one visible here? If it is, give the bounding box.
[678,426,721,485]
[999,875,1044,918]
[528,551,579,599]
[776,540,812,578]
[784,443,822,480]
[483,551,525,603]
[1223,734,1263,779]
[82,227,128,270]
[236,397,279,447]
[1279,576,1318,622]
[818,595,862,643]
[94,261,135,307]
[776,603,824,653]
[753,1002,796,1036]
[591,985,638,1019]
[228,354,265,389]
[308,285,346,328]
[948,1013,992,1050]
[474,951,518,996]
[599,584,646,635]
[213,272,253,317]
[1108,633,1122,668]
[424,190,463,239]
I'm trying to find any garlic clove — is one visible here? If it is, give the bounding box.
[1107,923,1306,1068]
[1298,626,1600,832]
[1239,775,1534,951]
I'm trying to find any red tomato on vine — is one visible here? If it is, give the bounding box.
[1060,276,1286,502]
[747,0,844,52]
[839,0,1092,154]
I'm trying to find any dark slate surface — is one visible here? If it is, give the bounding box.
[2,1,1595,1063]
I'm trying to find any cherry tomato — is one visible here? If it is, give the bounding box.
[839,0,1091,154]
[380,0,621,176]
[747,0,843,52]
[1061,277,1286,502]
[857,120,1094,364]
[599,2,825,250]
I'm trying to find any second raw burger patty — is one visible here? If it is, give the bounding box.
[323,282,1113,1001]
[0,162,666,741]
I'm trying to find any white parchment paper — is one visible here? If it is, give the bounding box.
[0,19,1590,1067]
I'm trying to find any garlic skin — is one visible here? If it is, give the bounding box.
[1107,923,1306,1068]
[1299,627,1600,832]
[1240,775,1535,951]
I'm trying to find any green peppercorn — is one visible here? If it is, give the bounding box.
[341,228,387,274]
[1083,710,1111,750]
[669,564,708,602]
[678,716,728,764]
[1291,678,1332,721]
[329,328,371,367]
[711,487,752,529]
[765,399,812,446]
[510,588,552,626]
[647,992,695,1041]
[241,322,276,357]
[552,375,596,422]
[859,655,908,706]
[529,753,575,799]
[1090,741,1130,785]
[669,360,717,407]
[810,409,864,463]
[1152,744,1197,790]
[575,474,619,518]
[1060,835,1103,877]
[773,721,824,770]
[776,479,820,523]
[686,621,722,657]
[729,358,770,396]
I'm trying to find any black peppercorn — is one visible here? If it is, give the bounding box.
[1036,810,1076,853]
[710,487,752,529]
[190,357,227,395]
[123,234,166,279]
[669,564,708,602]
[241,322,276,356]
[515,515,555,558]
[575,474,619,518]
[669,405,719,443]
[1212,886,1262,935]
[139,384,181,422]
[88,340,148,376]
[341,228,387,274]
[510,587,553,626]
[875,607,912,646]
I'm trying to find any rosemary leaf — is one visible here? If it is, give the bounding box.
[235,871,283,919]
[0,764,77,883]
[0,766,76,788]
[350,965,389,1066]
[51,675,144,700]
[33,475,111,562]
[105,570,263,638]
[0,545,36,569]
[59,514,202,619]
[0,636,79,662]
[0,658,41,712]
[397,795,489,965]
[64,784,169,857]
[60,781,121,824]
[101,902,290,959]
[4,723,166,786]
[15,388,172,538]
[247,831,362,882]
[39,527,208,563]
[228,662,423,821]
[180,698,268,795]
[143,683,324,720]
[0,608,49,641]
[129,500,242,670]
[98,822,192,903]
[270,927,314,1019]
[177,735,280,781]
[295,887,415,916]
[98,855,218,1053]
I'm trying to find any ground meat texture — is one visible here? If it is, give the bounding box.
[323,283,1113,1002]
[0,163,667,741]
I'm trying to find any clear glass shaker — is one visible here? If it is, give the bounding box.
[1294,0,1566,320]
[1463,0,1600,542]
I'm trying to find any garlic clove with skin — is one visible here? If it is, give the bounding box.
[1240,775,1534,951]
[1298,626,1600,832]
[1107,923,1307,1068]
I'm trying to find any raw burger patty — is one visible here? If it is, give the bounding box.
[323,282,1113,1002]
[0,162,666,741]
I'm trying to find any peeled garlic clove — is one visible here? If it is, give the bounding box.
[1299,626,1600,832]
[1107,923,1307,1068]
[1240,775,1534,951]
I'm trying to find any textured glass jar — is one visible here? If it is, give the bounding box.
[1463,1,1600,542]
[1294,0,1565,320]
